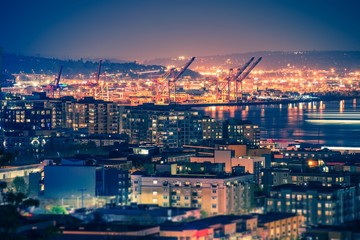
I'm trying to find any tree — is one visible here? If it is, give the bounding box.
[200,210,208,219]
[4,191,39,211]
[0,205,22,240]
[0,190,40,239]
[50,206,68,214]
[22,198,40,209]
[5,191,26,207]
[0,181,6,203]
[0,150,14,167]
[11,176,27,194]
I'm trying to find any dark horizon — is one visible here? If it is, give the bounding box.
[3,49,360,63]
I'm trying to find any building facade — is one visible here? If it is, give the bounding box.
[131,173,255,215]
[266,184,357,226]
[64,97,119,135]
[121,105,203,148]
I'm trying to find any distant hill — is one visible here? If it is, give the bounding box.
[1,53,165,78]
[0,53,201,82]
[145,51,360,70]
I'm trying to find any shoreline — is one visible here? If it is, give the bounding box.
[176,96,360,108]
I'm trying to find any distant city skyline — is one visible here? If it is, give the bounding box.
[1,0,360,61]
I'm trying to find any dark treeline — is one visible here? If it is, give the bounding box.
[1,53,164,78]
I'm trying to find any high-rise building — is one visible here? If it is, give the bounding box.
[0,95,52,132]
[121,104,202,148]
[64,97,119,135]
[0,94,53,158]
[202,116,224,140]
[224,119,260,147]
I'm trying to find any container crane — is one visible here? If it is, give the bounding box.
[168,57,196,103]
[156,68,175,103]
[233,57,255,101]
[218,57,254,102]
[44,65,63,98]
[94,60,111,101]
[235,57,262,101]
[96,59,102,85]
[217,68,233,102]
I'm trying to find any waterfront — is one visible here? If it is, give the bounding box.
[196,98,360,147]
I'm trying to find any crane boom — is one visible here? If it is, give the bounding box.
[96,60,103,85]
[54,65,63,88]
[237,57,262,82]
[136,70,161,75]
[162,68,175,81]
[173,57,196,82]
[234,57,255,81]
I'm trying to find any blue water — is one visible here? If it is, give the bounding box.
[195,99,360,147]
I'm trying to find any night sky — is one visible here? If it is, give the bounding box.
[1,0,360,61]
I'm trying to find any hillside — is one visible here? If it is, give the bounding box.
[1,53,164,77]
[145,51,360,71]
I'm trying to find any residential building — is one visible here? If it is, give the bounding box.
[233,156,265,186]
[96,168,131,206]
[256,212,304,240]
[303,220,360,240]
[121,104,203,147]
[65,97,119,135]
[131,172,254,215]
[202,116,223,140]
[266,183,358,226]
[224,119,260,147]
[0,97,52,131]
[160,215,258,240]
[93,205,200,224]
[280,149,341,160]
[262,168,351,192]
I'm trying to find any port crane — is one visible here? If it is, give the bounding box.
[94,60,110,100]
[76,60,104,99]
[235,57,262,101]
[217,57,254,102]
[44,65,63,98]
[155,68,175,103]
[167,57,196,103]
[96,59,102,85]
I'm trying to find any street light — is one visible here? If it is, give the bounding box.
[78,188,87,208]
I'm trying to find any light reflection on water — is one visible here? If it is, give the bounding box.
[196,98,360,147]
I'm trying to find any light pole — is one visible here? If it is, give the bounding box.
[78,188,87,208]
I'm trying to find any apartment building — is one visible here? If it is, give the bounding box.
[131,172,255,215]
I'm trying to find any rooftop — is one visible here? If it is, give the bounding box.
[270,183,354,193]
[132,171,253,180]
[255,212,298,224]
[161,215,255,231]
